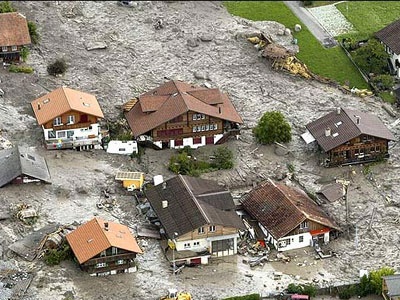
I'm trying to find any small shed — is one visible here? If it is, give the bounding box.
[115,171,144,190]
[106,140,138,155]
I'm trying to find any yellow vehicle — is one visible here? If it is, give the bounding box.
[160,288,192,300]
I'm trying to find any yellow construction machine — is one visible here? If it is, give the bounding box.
[160,288,192,300]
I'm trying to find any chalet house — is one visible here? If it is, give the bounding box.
[241,179,340,252]
[66,218,143,276]
[124,80,243,149]
[31,87,105,150]
[0,146,51,187]
[0,12,31,63]
[375,19,400,78]
[382,274,400,300]
[145,175,245,265]
[302,107,394,167]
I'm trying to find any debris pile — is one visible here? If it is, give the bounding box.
[12,203,38,225]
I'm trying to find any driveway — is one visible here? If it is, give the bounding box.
[284,1,338,48]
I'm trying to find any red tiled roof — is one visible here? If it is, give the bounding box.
[306,107,394,152]
[66,218,143,264]
[241,179,340,240]
[125,80,243,137]
[0,12,31,47]
[375,18,400,54]
[31,87,104,125]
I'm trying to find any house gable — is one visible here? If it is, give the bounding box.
[375,19,400,55]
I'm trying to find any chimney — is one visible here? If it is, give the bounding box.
[162,200,168,208]
[325,127,331,137]
[356,116,360,125]
[162,182,167,189]
[336,107,341,115]
[104,222,109,231]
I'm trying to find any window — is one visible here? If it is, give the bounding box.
[205,124,209,131]
[299,221,308,229]
[11,45,17,51]
[2,46,7,52]
[201,125,205,131]
[53,117,62,126]
[48,131,56,138]
[96,262,107,268]
[299,235,304,243]
[67,131,74,138]
[57,131,66,138]
[67,115,75,124]
[100,250,106,257]
[193,126,197,133]
[112,247,118,255]
[209,225,216,232]
[192,114,197,121]
[116,259,124,265]
[184,243,191,249]
[213,124,218,130]
[198,227,204,234]
[201,114,205,120]
[193,241,200,246]
[119,148,126,151]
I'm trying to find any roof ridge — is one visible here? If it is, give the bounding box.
[61,87,73,111]
[342,108,362,135]
[273,181,307,220]
[94,217,112,249]
[179,175,210,224]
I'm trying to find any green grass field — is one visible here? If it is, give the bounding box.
[336,1,400,37]
[224,1,369,89]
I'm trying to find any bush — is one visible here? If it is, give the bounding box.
[28,21,39,44]
[223,294,260,300]
[43,243,72,266]
[168,148,216,176]
[369,266,395,294]
[0,1,15,13]
[253,111,292,144]
[371,74,394,91]
[357,274,372,297]
[211,146,234,170]
[20,46,29,62]
[338,285,357,299]
[9,65,34,74]
[287,283,303,294]
[286,283,317,297]
[47,58,67,76]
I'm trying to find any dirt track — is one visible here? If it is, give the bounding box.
[0,1,399,300]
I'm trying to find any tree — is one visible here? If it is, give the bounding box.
[369,266,395,294]
[212,146,234,170]
[253,111,291,144]
[20,46,29,62]
[0,1,15,13]
[353,38,390,75]
[28,21,39,44]
[357,274,372,297]
[47,58,67,76]
[371,74,394,91]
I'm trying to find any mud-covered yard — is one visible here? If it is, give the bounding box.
[0,1,399,300]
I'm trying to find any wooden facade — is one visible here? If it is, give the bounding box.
[286,219,326,237]
[79,246,137,275]
[177,225,238,242]
[324,134,389,167]
[149,111,227,143]
[0,45,25,62]
[42,110,99,130]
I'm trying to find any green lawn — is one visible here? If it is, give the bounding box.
[224,1,368,89]
[336,1,400,38]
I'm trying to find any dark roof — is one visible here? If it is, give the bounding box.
[306,107,394,152]
[0,146,51,187]
[145,175,245,238]
[317,183,343,203]
[241,179,340,240]
[383,274,400,296]
[0,12,31,47]
[375,19,400,54]
[125,80,243,137]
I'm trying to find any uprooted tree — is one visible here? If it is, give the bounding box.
[253,111,292,144]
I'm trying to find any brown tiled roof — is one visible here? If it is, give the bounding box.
[31,87,104,125]
[124,80,243,137]
[0,12,31,47]
[306,107,394,152]
[241,179,340,240]
[145,175,245,239]
[375,18,400,54]
[66,218,143,264]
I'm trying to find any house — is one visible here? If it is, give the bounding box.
[302,107,394,167]
[241,179,340,252]
[115,171,144,191]
[382,274,400,300]
[66,218,143,276]
[375,19,400,78]
[145,175,245,265]
[0,12,31,63]
[0,146,51,187]
[124,80,243,149]
[31,87,105,150]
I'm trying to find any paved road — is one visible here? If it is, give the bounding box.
[284,1,338,48]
